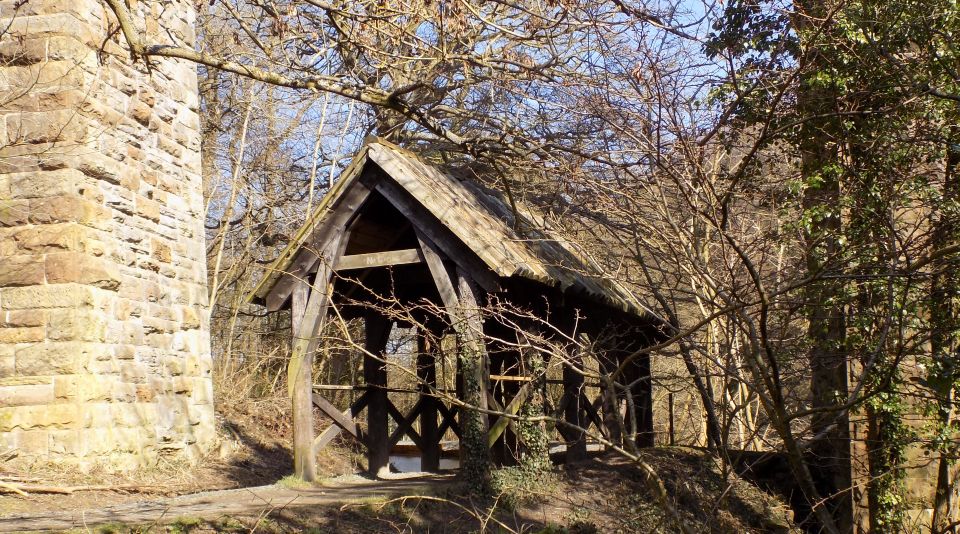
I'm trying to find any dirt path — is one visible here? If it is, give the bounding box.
[0,475,455,533]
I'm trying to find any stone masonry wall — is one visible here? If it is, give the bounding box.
[0,0,214,469]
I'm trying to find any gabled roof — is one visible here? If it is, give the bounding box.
[250,140,662,323]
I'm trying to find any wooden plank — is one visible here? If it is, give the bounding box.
[265,179,373,311]
[486,380,533,448]
[288,235,341,482]
[364,311,392,476]
[490,374,532,382]
[415,229,460,311]
[336,248,423,271]
[376,179,499,292]
[312,394,362,438]
[313,392,369,453]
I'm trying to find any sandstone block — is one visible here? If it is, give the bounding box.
[191,378,213,405]
[7,168,88,199]
[48,429,80,455]
[0,200,28,227]
[0,255,44,287]
[0,283,112,310]
[15,341,110,375]
[0,383,54,406]
[14,223,90,253]
[6,109,89,145]
[0,326,44,343]
[0,310,46,328]
[151,239,172,264]
[46,309,109,342]
[0,403,78,431]
[0,352,14,377]
[45,252,121,289]
[28,196,113,230]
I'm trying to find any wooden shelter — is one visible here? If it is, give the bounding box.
[250,139,668,480]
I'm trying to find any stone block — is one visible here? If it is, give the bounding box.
[151,238,172,264]
[7,168,88,199]
[5,109,89,144]
[0,403,78,431]
[191,378,213,405]
[15,341,110,375]
[0,310,45,328]
[0,351,14,377]
[0,326,44,343]
[0,283,112,310]
[0,200,28,226]
[28,196,113,230]
[46,309,109,342]
[45,252,121,289]
[0,255,44,287]
[0,382,54,406]
[14,223,90,253]
[48,429,80,455]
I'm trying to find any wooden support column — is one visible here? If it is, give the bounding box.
[417,331,441,472]
[364,310,392,477]
[289,238,338,482]
[563,350,588,461]
[632,353,654,448]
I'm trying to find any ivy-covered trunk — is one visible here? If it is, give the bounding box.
[455,272,491,493]
[930,129,960,534]
[516,348,550,473]
[795,1,853,530]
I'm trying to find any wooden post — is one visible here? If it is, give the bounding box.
[290,281,315,481]
[288,235,342,482]
[668,392,675,446]
[563,351,588,461]
[417,331,441,472]
[364,310,392,477]
[632,353,655,448]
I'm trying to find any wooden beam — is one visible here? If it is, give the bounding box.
[437,404,461,438]
[313,393,363,439]
[265,179,372,311]
[364,311,392,477]
[376,179,499,292]
[313,392,369,453]
[336,248,423,271]
[290,281,309,340]
[455,268,491,476]
[486,381,533,448]
[415,229,460,311]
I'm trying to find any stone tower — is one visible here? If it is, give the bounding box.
[0,0,215,468]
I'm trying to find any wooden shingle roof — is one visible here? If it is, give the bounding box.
[250,140,662,323]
